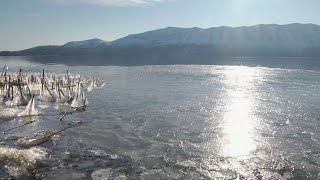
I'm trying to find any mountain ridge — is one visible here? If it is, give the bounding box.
[110,23,320,48]
[1,23,320,65]
[63,38,109,48]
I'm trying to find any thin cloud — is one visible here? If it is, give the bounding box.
[52,0,167,7]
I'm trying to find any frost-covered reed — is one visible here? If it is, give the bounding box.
[0,67,105,118]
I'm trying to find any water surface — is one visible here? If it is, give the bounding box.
[1,56,320,179]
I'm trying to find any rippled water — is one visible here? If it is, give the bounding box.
[1,56,320,179]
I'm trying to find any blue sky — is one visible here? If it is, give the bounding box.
[1,0,320,50]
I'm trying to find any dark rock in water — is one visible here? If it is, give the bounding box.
[0,166,11,179]
[34,158,61,169]
[285,169,310,180]
[42,170,88,180]
[31,148,135,179]
[277,166,287,176]
[94,159,112,168]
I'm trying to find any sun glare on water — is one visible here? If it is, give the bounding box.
[220,66,262,157]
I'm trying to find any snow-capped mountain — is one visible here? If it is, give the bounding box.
[1,24,320,65]
[111,23,320,49]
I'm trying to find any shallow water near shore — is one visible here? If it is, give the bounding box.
[1,56,320,179]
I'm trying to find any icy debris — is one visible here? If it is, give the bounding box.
[0,109,17,120]
[71,83,88,108]
[91,168,112,180]
[285,119,290,125]
[87,77,106,92]
[0,146,47,163]
[0,146,47,177]
[17,97,41,117]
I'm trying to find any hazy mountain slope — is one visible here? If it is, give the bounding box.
[111,24,320,49]
[1,24,320,65]
[64,38,109,48]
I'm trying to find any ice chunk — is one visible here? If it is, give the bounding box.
[18,97,41,117]
[91,168,112,180]
[71,83,88,108]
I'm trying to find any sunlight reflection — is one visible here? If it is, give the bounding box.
[221,67,261,157]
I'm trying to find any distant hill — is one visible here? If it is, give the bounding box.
[63,38,109,48]
[1,24,320,65]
